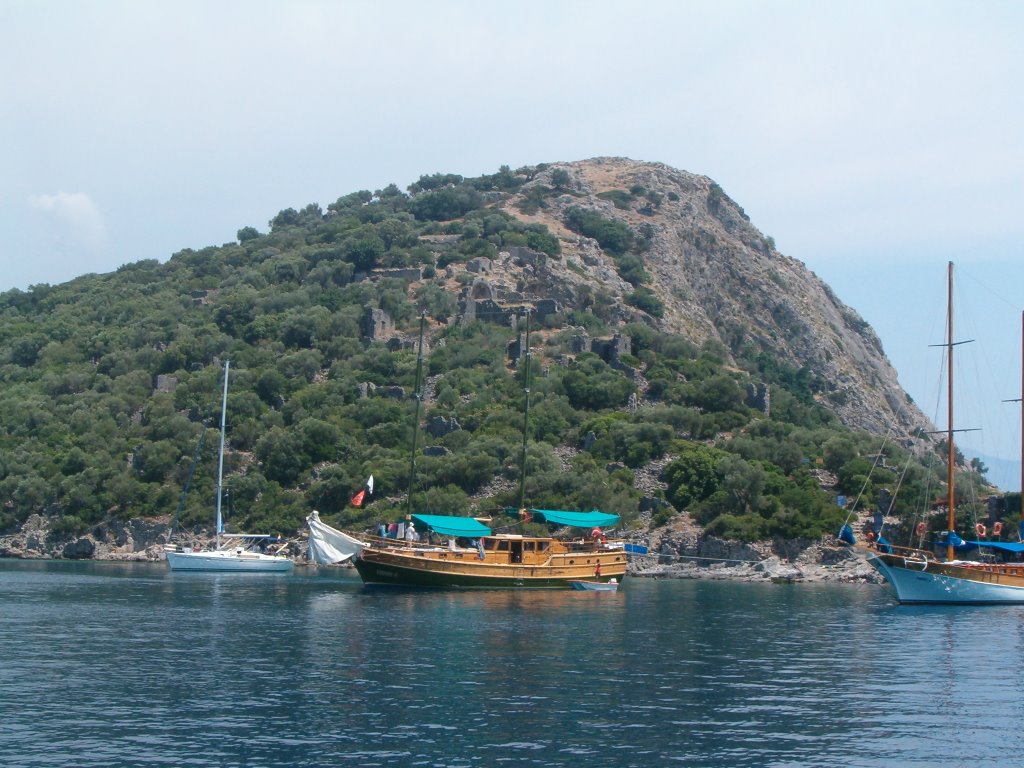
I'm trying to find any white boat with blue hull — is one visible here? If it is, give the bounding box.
[867,266,1024,604]
[868,552,1024,604]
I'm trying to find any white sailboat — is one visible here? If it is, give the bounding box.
[165,361,294,573]
[868,264,1024,603]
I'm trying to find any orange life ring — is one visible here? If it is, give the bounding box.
[915,522,926,537]
[975,522,987,537]
[993,521,1004,536]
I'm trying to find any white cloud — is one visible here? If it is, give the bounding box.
[28,191,107,252]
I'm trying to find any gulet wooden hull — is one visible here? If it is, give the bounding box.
[354,547,627,589]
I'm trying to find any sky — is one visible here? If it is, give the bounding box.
[2,0,1022,489]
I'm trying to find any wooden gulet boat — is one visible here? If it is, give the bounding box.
[867,265,1024,603]
[353,533,627,588]
[351,311,629,589]
[353,510,628,588]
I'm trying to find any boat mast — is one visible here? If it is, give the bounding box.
[938,261,980,559]
[517,309,533,513]
[1012,310,1024,540]
[945,262,957,561]
[216,360,230,551]
[1000,310,1024,541]
[405,312,427,521]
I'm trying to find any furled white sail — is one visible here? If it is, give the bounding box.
[306,511,368,565]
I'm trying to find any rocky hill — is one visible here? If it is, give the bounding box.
[475,157,929,439]
[0,156,948,564]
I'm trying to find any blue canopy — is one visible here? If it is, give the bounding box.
[412,514,491,538]
[934,532,975,553]
[837,524,856,545]
[964,541,1024,554]
[527,509,621,529]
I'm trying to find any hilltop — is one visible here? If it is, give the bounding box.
[496,157,928,437]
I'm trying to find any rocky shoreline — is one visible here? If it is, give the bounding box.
[1,513,882,585]
[627,549,881,584]
[625,518,882,584]
[0,514,168,562]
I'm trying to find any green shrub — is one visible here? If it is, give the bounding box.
[626,287,664,317]
[563,207,634,255]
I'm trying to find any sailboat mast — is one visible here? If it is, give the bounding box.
[216,360,230,551]
[517,310,533,513]
[1002,311,1024,540]
[405,312,427,520]
[945,262,956,561]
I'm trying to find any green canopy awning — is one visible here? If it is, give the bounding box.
[412,514,491,538]
[527,509,621,529]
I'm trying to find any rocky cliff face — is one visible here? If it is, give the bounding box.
[0,514,169,561]
[499,157,930,439]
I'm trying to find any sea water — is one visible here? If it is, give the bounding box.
[2,559,1023,767]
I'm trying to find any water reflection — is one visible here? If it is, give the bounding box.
[4,561,1024,767]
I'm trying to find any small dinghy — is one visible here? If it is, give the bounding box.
[568,578,619,592]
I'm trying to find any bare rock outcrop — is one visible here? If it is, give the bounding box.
[627,514,883,583]
[0,514,170,561]
[500,158,931,442]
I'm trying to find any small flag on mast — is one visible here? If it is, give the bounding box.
[351,474,374,507]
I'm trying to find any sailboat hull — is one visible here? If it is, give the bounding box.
[869,552,1024,604]
[166,549,294,572]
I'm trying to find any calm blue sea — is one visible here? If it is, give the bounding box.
[2,559,1023,767]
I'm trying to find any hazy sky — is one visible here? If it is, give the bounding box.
[3,0,1022,488]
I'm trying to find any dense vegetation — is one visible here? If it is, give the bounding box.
[0,163,998,547]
